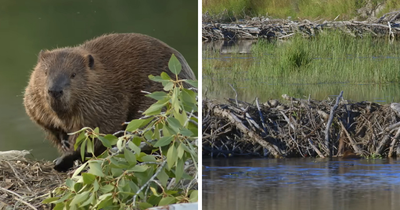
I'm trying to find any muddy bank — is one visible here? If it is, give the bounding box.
[203,92,400,158]
[202,10,400,41]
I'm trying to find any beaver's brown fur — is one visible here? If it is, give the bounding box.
[23,33,196,171]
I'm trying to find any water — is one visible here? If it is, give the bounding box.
[203,158,400,210]
[0,1,197,160]
[203,40,400,104]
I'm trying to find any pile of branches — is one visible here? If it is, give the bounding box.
[202,10,400,41]
[203,93,400,158]
[0,151,67,210]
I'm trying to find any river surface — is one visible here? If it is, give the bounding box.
[0,1,197,160]
[203,158,400,210]
[203,40,400,104]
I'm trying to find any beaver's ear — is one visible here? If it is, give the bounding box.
[38,49,49,61]
[86,54,94,69]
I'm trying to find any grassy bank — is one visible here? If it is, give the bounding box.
[203,32,400,102]
[204,32,400,85]
[203,0,400,21]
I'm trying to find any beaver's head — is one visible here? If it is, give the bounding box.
[37,49,95,115]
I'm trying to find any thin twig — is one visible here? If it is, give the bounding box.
[14,197,38,210]
[325,91,343,158]
[5,161,32,192]
[132,160,167,206]
[256,98,268,135]
[228,83,238,107]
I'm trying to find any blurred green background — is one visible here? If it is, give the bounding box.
[0,0,198,160]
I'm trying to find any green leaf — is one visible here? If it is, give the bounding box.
[156,167,169,187]
[82,173,96,185]
[127,180,140,194]
[117,138,125,152]
[167,144,177,169]
[168,54,182,75]
[139,202,153,209]
[141,155,157,162]
[164,123,178,135]
[126,165,148,172]
[42,197,59,204]
[175,158,184,183]
[66,178,75,190]
[161,72,172,80]
[80,193,95,207]
[163,81,174,91]
[144,130,153,141]
[189,190,198,202]
[86,139,94,154]
[131,136,142,147]
[143,102,165,116]
[146,91,168,100]
[80,139,86,162]
[53,192,72,204]
[126,119,145,132]
[74,131,87,150]
[158,196,176,206]
[128,141,141,154]
[183,79,198,88]
[111,168,124,177]
[180,128,194,137]
[124,148,137,165]
[100,185,114,193]
[53,203,65,210]
[177,143,185,158]
[171,87,181,112]
[88,161,105,177]
[148,75,169,82]
[97,136,111,148]
[70,191,90,206]
[93,127,99,135]
[174,109,187,127]
[167,117,182,130]
[153,125,160,140]
[153,136,173,147]
[93,179,100,192]
[182,89,197,104]
[147,195,162,206]
[96,193,113,209]
[72,162,88,178]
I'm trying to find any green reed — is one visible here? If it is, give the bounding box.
[203,32,400,102]
[203,0,400,21]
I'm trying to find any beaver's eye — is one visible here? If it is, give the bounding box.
[71,73,76,78]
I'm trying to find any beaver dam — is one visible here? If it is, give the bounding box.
[202,10,400,41]
[203,91,400,158]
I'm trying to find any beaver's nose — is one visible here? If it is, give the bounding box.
[48,88,63,99]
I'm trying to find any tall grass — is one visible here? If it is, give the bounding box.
[203,32,400,101]
[203,0,395,20]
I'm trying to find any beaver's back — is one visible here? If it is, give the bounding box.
[80,33,195,120]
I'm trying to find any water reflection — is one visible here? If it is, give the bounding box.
[203,158,400,210]
[203,40,257,54]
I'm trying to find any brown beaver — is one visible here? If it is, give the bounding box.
[23,33,196,171]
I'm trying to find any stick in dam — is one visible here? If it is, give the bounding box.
[325,91,344,158]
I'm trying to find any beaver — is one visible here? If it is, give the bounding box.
[23,33,196,171]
